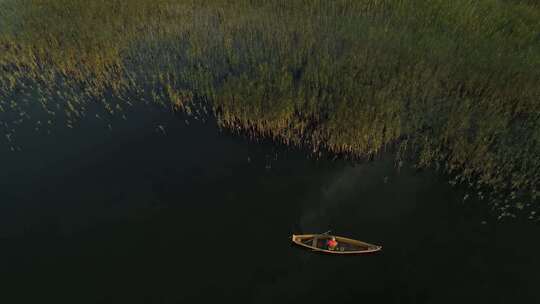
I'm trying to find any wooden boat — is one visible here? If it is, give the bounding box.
[291,233,382,254]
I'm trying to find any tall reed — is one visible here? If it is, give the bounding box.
[1,0,539,217]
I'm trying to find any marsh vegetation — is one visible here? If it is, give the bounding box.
[1,0,539,218]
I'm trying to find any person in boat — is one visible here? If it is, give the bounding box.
[326,236,338,250]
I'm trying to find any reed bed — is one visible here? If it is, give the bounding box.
[1,0,539,218]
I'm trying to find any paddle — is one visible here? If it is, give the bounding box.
[308,230,332,251]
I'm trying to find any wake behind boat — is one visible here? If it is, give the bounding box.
[292,233,382,254]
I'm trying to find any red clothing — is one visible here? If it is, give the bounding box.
[327,239,337,248]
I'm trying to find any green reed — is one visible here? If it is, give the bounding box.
[1,0,539,217]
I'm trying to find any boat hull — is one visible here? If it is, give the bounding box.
[292,234,382,254]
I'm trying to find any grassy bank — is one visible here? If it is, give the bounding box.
[1,0,539,217]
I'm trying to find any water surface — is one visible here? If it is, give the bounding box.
[1,105,539,303]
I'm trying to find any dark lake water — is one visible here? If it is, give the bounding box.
[1,104,539,304]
